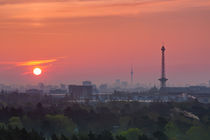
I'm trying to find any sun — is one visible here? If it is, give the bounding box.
[33,68,42,76]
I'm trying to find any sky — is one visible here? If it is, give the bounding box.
[0,0,210,86]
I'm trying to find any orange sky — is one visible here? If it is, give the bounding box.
[0,0,210,86]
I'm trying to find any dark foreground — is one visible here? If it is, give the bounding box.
[0,93,210,140]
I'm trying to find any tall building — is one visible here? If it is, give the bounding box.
[159,46,168,88]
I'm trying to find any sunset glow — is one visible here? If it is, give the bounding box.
[0,0,210,138]
[0,0,210,85]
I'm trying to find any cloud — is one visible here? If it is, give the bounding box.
[0,0,68,5]
[17,59,57,66]
[0,0,181,23]
[0,58,61,67]
[0,0,209,21]
[0,0,209,29]
[0,0,171,5]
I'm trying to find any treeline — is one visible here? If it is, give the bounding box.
[0,127,158,140]
[0,93,210,140]
[0,127,45,140]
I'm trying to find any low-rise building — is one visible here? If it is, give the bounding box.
[68,85,93,99]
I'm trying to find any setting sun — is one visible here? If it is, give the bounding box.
[33,68,42,76]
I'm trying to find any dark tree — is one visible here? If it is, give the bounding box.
[138,134,149,140]
[71,134,79,140]
[88,131,97,140]
[51,134,59,140]
[153,131,168,140]
[115,135,127,140]
[97,130,114,140]
[60,134,69,140]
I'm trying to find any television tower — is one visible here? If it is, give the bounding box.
[131,65,134,85]
[159,46,168,88]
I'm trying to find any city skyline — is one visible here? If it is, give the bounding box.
[0,0,210,85]
[1,1,210,140]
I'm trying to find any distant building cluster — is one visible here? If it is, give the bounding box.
[1,45,210,104]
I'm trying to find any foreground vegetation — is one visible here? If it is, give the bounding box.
[0,93,210,140]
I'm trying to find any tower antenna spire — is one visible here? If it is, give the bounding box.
[131,65,134,85]
[159,45,168,88]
